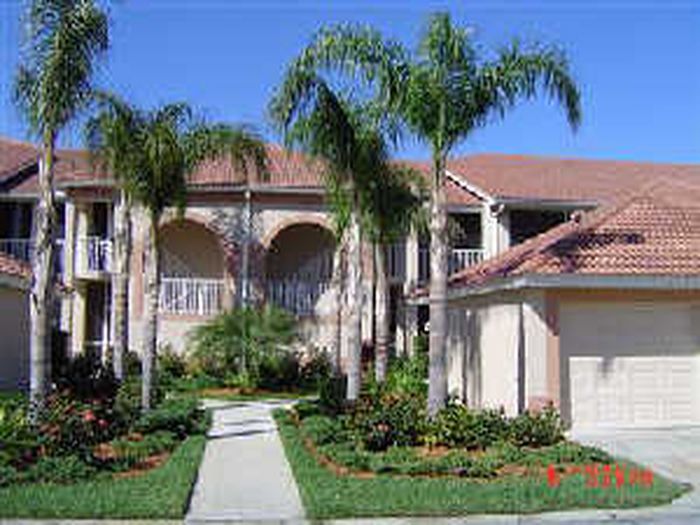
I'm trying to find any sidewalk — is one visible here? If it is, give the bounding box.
[185,399,305,524]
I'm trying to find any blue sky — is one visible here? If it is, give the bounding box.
[1,0,699,163]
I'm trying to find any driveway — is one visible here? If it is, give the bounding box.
[572,426,700,510]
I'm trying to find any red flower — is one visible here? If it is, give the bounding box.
[97,419,108,429]
[82,410,96,423]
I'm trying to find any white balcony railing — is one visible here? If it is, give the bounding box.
[0,237,64,274]
[418,246,484,282]
[79,236,112,273]
[266,279,330,316]
[159,277,223,316]
[449,248,484,274]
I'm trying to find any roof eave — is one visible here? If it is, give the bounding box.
[444,273,700,301]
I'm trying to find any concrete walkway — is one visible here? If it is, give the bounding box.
[185,399,305,524]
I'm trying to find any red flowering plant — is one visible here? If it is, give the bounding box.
[38,390,119,459]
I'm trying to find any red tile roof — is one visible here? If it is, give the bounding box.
[0,137,37,182]
[447,154,700,205]
[449,180,700,290]
[0,252,31,281]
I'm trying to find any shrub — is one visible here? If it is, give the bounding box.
[22,455,96,484]
[0,396,39,467]
[432,404,508,450]
[257,351,301,391]
[384,354,427,398]
[299,349,333,391]
[301,415,344,446]
[318,375,346,415]
[38,393,117,458]
[187,306,296,386]
[157,346,188,390]
[53,353,119,402]
[133,396,202,438]
[0,464,18,487]
[508,406,565,448]
[351,390,426,451]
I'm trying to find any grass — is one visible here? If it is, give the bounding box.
[274,409,690,519]
[0,435,205,519]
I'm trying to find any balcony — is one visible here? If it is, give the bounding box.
[159,277,223,316]
[266,279,330,316]
[418,246,484,282]
[77,236,112,275]
[0,237,65,274]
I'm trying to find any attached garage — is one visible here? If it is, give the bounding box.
[560,301,700,429]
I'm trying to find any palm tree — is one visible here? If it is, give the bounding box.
[270,67,392,400]
[14,0,109,414]
[361,166,424,382]
[85,93,143,380]
[290,12,581,414]
[87,99,265,409]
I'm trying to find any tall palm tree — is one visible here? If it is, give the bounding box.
[87,99,265,409]
[290,12,581,414]
[14,0,109,414]
[270,67,391,400]
[361,166,424,382]
[85,93,142,381]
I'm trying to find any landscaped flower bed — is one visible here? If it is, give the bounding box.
[273,355,689,519]
[0,354,209,518]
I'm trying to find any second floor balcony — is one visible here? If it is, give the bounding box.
[77,236,113,275]
[0,237,65,275]
[418,246,484,283]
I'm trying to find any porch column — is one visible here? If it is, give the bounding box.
[481,204,510,259]
[71,282,87,356]
[398,227,419,356]
[74,202,90,276]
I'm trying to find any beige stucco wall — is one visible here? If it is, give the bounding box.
[446,290,552,416]
[0,285,29,390]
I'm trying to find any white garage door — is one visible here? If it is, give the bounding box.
[560,302,700,429]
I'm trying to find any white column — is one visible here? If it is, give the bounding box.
[481,204,510,260]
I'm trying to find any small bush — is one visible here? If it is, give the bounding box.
[508,406,564,448]
[0,396,39,467]
[351,390,426,451]
[318,375,346,414]
[384,354,427,398]
[0,465,18,487]
[38,393,117,458]
[22,455,96,484]
[187,306,296,386]
[133,396,202,438]
[301,415,343,446]
[432,404,508,450]
[53,353,119,402]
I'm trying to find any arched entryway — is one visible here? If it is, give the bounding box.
[159,219,228,316]
[264,222,335,316]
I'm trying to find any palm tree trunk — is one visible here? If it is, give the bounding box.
[111,189,131,380]
[141,216,160,411]
[329,236,346,375]
[345,204,363,401]
[428,154,449,416]
[29,136,56,419]
[374,243,390,382]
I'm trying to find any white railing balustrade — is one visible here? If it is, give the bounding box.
[266,280,330,316]
[159,277,223,316]
[418,247,484,282]
[0,238,33,261]
[0,237,65,274]
[449,248,484,274]
[80,236,112,273]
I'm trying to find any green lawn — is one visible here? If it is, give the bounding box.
[274,409,689,519]
[0,435,205,519]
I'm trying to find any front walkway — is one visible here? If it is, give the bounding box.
[185,399,305,524]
